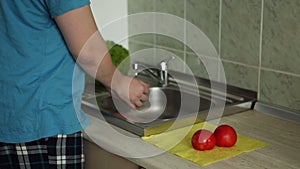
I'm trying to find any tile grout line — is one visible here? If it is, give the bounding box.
[222,58,259,69]
[218,0,223,82]
[217,56,300,78]
[261,67,300,78]
[183,0,187,73]
[258,0,265,100]
[153,0,156,64]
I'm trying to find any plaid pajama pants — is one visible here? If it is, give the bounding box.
[0,132,84,169]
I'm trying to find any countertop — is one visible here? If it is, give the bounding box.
[83,108,300,169]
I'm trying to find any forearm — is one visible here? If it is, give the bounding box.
[74,31,123,89]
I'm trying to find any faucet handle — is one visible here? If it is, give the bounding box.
[132,62,139,70]
[130,62,140,77]
[159,56,175,87]
[159,56,175,71]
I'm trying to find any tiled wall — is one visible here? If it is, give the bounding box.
[127,0,300,113]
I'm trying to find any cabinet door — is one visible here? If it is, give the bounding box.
[84,140,139,169]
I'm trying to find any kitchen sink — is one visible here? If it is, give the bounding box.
[97,87,213,123]
[82,71,257,136]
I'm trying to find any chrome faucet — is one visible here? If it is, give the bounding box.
[132,56,175,87]
[159,56,175,87]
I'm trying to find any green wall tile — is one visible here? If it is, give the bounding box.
[222,61,258,91]
[128,0,155,44]
[129,41,155,64]
[129,42,185,72]
[186,53,219,81]
[186,0,220,54]
[262,0,300,74]
[155,0,185,50]
[128,0,155,14]
[128,19,155,45]
[260,70,300,112]
[155,0,184,17]
[128,33,155,46]
[152,46,186,73]
[221,0,261,66]
[127,0,300,114]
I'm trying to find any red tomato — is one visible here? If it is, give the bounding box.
[214,125,237,147]
[191,129,216,151]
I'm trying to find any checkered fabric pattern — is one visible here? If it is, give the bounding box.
[0,132,84,169]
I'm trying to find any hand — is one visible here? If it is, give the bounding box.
[111,75,150,109]
[127,77,150,108]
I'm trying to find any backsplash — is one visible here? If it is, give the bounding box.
[127,0,300,113]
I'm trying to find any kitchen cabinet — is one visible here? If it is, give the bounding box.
[84,139,139,169]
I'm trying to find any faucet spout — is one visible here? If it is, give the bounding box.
[131,56,175,87]
[131,62,159,82]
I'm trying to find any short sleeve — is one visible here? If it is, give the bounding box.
[45,0,91,18]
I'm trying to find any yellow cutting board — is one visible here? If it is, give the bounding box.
[142,122,268,166]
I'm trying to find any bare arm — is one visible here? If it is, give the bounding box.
[54,5,149,108]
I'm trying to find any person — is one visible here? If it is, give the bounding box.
[0,0,149,168]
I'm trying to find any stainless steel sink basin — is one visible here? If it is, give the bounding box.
[82,71,257,136]
[97,87,213,123]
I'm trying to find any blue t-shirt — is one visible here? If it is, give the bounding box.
[0,0,91,143]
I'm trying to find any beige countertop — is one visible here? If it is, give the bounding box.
[84,109,300,169]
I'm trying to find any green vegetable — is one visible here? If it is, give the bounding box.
[106,40,129,67]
